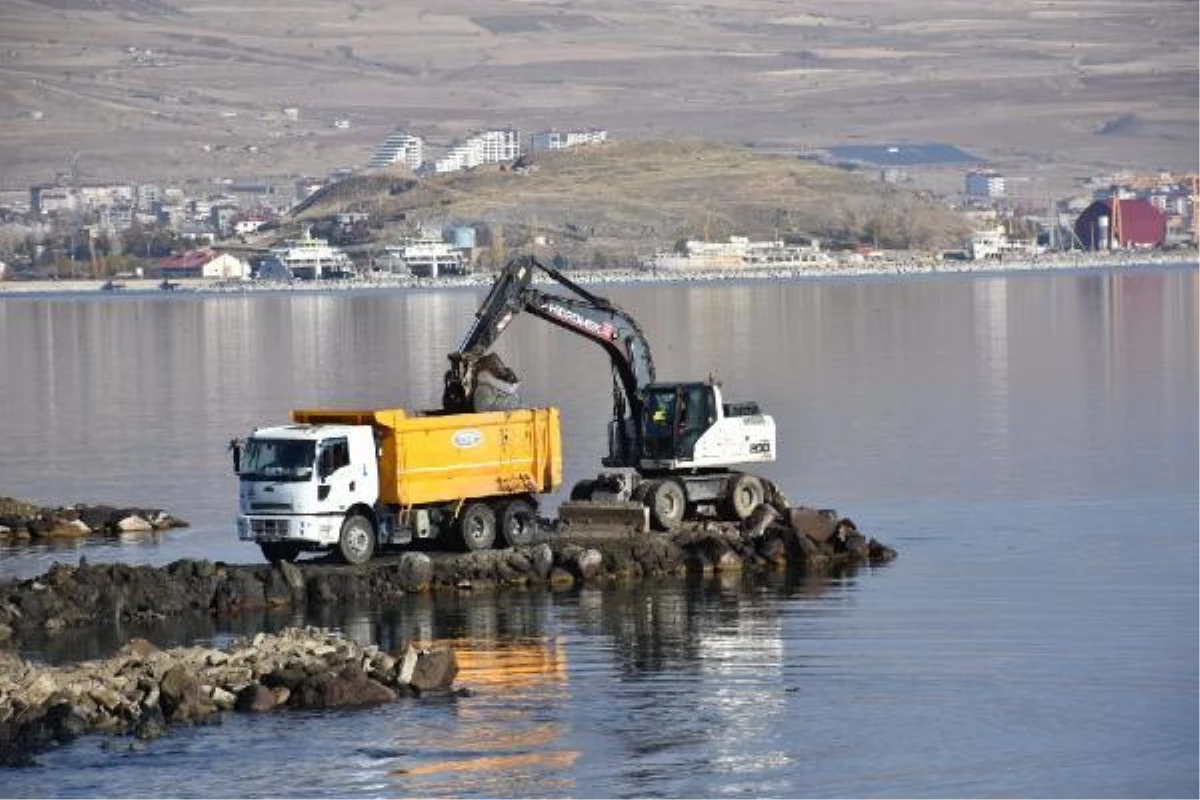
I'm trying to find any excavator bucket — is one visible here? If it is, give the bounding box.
[556,500,649,536]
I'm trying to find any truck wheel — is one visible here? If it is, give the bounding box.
[260,542,300,564]
[569,479,596,501]
[722,473,765,521]
[338,514,376,565]
[499,499,537,547]
[648,479,686,531]
[458,502,496,552]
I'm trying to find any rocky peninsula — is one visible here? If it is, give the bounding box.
[0,494,895,765]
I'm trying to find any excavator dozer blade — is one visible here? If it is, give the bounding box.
[556,500,649,536]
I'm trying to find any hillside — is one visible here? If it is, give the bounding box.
[293,140,972,264]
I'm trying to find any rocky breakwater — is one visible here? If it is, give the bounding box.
[0,500,895,642]
[0,626,459,766]
[0,496,188,543]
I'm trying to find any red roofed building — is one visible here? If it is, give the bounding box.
[157,248,249,279]
[1074,199,1167,250]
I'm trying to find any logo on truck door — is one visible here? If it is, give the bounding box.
[452,429,483,449]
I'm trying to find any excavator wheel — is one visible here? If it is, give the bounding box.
[721,473,765,521]
[647,479,686,532]
[499,498,537,547]
[457,501,497,552]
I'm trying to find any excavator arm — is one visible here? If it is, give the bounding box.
[443,255,655,467]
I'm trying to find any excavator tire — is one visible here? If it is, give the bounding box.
[721,473,765,521]
[457,501,497,552]
[648,479,686,531]
[499,498,537,547]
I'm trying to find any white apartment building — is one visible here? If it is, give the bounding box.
[433,129,522,174]
[530,128,608,152]
[368,130,424,170]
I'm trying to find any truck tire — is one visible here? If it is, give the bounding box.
[338,514,376,565]
[260,542,300,564]
[457,502,497,552]
[722,473,765,521]
[648,479,686,531]
[499,498,537,547]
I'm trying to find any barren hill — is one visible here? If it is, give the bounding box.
[294,139,972,263]
[0,0,1194,199]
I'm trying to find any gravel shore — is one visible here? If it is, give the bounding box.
[1,250,1194,297]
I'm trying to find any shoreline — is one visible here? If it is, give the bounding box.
[1,250,1195,298]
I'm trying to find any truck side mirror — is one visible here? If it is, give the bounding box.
[229,439,243,474]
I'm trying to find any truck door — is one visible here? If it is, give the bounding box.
[316,437,355,512]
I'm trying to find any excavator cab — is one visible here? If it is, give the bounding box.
[641,383,716,462]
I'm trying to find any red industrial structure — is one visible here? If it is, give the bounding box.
[1074,199,1166,250]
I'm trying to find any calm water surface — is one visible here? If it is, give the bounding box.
[0,267,1196,798]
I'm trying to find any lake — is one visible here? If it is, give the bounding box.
[0,266,1196,797]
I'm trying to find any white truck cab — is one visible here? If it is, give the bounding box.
[235,424,381,563]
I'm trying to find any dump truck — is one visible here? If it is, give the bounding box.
[232,406,561,564]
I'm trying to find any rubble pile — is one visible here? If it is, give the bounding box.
[0,627,459,766]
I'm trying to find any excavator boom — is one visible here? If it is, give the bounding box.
[444,255,655,467]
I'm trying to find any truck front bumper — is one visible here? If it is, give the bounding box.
[237,515,340,546]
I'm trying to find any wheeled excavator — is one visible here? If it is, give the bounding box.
[443,255,778,531]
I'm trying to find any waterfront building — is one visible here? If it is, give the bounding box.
[643,236,833,271]
[530,128,608,152]
[1074,199,1167,250]
[157,249,249,280]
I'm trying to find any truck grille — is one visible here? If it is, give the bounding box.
[250,518,290,538]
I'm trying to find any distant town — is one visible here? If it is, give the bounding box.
[0,123,1196,285]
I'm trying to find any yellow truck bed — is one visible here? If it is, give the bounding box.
[291,407,562,508]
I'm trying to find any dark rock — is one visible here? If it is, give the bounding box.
[397,553,432,591]
[529,543,554,581]
[262,667,308,691]
[263,568,295,607]
[278,561,305,594]
[235,684,278,713]
[306,574,337,606]
[43,701,88,743]
[399,645,458,695]
[741,503,779,538]
[868,538,898,563]
[132,706,167,740]
[213,569,266,614]
[290,666,396,709]
[788,507,839,544]
[159,665,215,723]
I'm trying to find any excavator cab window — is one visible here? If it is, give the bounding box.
[677,384,713,458]
[642,384,714,460]
[643,389,677,459]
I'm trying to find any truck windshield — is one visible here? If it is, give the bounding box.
[240,438,316,481]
